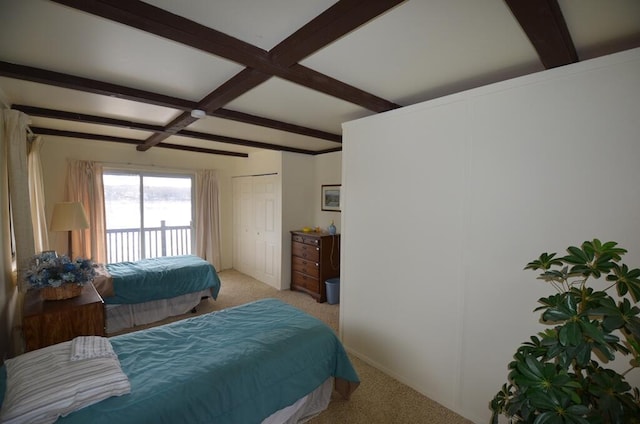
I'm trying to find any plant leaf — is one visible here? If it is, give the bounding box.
[564,246,590,266]
[610,264,640,302]
[559,321,581,346]
[526,252,563,271]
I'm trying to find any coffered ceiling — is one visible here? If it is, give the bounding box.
[0,0,639,158]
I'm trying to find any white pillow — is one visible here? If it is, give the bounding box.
[70,336,117,361]
[0,339,131,424]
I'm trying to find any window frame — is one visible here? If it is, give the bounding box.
[102,168,195,262]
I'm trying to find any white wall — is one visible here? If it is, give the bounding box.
[314,151,342,233]
[233,149,281,177]
[281,152,315,289]
[279,151,342,290]
[341,48,640,423]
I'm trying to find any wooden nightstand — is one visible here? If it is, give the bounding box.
[23,282,106,352]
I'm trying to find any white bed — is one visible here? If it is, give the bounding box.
[0,299,359,423]
[92,255,221,333]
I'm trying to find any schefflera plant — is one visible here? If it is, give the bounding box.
[490,239,640,424]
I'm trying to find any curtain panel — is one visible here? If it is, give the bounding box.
[195,170,221,270]
[28,136,49,253]
[2,110,35,290]
[65,160,107,263]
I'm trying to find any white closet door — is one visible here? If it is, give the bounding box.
[252,176,279,286]
[233,178,254,276]
[232,175,281,288]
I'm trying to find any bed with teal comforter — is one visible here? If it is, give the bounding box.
[102,255,221,304]
[0,298,359,423]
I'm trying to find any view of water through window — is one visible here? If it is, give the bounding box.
[103,173,193,262]
[103,174,192,229]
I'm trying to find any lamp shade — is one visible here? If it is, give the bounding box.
[50,202,89,231]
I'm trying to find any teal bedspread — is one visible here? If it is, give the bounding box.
[103,255,221,304]
[0,299,359,423]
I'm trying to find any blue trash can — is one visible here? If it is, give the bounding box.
[325,278,340,304]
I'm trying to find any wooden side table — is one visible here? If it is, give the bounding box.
[290,231,340,302]
[23,282,106,352]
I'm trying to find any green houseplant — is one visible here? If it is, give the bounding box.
[490,239,640,423]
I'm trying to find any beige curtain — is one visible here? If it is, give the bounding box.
[195,170,221,270]
[3,110,35,291]
[27,136,49,253]
[65,160,106,263]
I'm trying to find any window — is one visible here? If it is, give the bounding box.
[103,171,194,263]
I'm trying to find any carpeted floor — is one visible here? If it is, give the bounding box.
[116,269,473,424]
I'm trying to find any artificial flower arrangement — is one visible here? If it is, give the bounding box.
[25,251,95,290]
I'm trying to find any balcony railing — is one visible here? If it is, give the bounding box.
[106,220,192,263]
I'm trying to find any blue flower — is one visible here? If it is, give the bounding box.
[25,253,96,289]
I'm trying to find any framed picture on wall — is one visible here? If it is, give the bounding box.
[321,184,341,212]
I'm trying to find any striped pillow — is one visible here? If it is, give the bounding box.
[0,340,131,424]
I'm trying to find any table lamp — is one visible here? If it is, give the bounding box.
[50,201,89,257]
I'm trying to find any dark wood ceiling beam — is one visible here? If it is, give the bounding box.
[139,69,271,150]
[270,0,404,66]
[138,69,272,150]
[311,146,343,156]
[178,130,321,155]
[0,61,341,142]
[0,60,196,110]
[128,0,401,150]
[30,127,249,157]
[45,0,398,152]
[12,104,165,132]
[198,68,270,114]
[211,109,341,143]
[51,0,401,112]
[505,0,578,69]
[281,63,397,113]
[15,104,323,154]
[155,143,247,157]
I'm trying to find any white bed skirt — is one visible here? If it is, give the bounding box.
[105,289,212,333]
[262,377,333,424]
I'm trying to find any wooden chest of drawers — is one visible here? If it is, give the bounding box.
[290,231,340,302]
[23,282,106,352]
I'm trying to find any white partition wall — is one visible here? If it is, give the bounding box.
[341,48,640,423]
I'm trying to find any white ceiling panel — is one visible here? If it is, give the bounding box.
[559,0,640,59]
[226,77,371,134]
[144,0,338,51]
[0,0,244,101]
